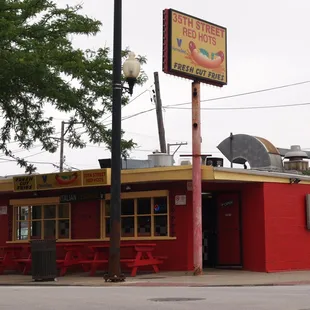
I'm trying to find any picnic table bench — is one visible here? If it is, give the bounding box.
[80,243,166,277]
[0,242,167,277]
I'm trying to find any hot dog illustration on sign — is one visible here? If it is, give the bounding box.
[55,172,78,185]
[189,41,224,69]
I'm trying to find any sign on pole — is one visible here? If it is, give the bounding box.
[163,9,227,87]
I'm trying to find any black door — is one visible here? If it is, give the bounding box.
[202,193,218,268]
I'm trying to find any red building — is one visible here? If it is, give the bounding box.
[1,164,310,274]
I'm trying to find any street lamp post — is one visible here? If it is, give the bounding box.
[104,0,141,283]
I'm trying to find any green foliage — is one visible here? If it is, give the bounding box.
[0,0,147,173]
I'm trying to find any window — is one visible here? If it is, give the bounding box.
[14,203,70,241]
[103,191,169,239]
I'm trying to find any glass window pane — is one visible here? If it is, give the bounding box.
[121,199,134,216]
[44,205,56,219]
[31,206,42,220]
[31,221,42,239]
[137,216,151,237]
[44,220,56,239]
[121,217,134,237]
[154,197,168,214]
[17,206,29,221]
[137,198,151,215]
[105,218,110,237]
[16,221,28,240]
[105,201,110,217]
[58,220,70,239]
[154,215,168,236]
[59,204,69,218]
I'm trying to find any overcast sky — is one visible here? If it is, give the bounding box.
[3,0,310,175]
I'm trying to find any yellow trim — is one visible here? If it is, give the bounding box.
[3,164,310,195]
[151,197,154,237]
[10,197,60,206]
[100,200,104,239]
[0,179,14,192]
[121,166,194,184]
[134,198,138,238]
[100,237,176,241]
[212,169,310,184]
[6,236,177,244]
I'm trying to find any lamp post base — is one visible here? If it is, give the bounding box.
[103,273,126,282]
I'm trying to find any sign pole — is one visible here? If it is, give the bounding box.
[192,80,203,275]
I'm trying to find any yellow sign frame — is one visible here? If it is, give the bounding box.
[163,9,227,86]
[13,169,109,192]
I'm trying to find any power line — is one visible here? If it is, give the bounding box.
[95,108,156,129]
[0,144,42,158]
[0,157,58,166]
[24,150,47,159]
[119,108,156,121]
[164,102,310,111]
[164,80,310,108]
[102,85,154,122]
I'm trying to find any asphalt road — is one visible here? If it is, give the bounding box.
[0,286,310,309]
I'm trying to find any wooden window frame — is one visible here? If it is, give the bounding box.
[101,190,170,240]
[12,202,71,242]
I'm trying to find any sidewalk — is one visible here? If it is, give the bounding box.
[1,269,310,287]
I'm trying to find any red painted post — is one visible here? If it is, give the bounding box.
[192,81,202,275]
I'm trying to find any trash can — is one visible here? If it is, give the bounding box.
[31,239,57,281]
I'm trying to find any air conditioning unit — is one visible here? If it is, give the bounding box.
[180,160,192,166]
[205,157,224,167]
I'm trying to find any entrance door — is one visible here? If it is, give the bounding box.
[217,193,241,266]
[202,194,218,268]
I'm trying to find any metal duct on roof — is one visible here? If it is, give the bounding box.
[284,145,308,159]
[217,134,284,171]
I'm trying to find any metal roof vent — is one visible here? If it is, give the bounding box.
[284,145,309,172]
[148,153,173,167]
[284,145,308,160]
[217,134,283,171]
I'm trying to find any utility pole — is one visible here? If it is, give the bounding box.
[59,121,83,173]
[153,72,167,153]
[192,81,202,276]
[59,121,65,172]
[167,142,188,156]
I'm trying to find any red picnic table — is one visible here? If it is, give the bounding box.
[0,243,167,277]
[22,243,88,276]
[0,244,29,274]
[80,243,166,277]
[0,243,87,276]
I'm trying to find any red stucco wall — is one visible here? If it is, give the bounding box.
[264,183,310,272]
[0,182,195,272]
[71,200,101,240]
[241,183,266,271]
[10,180,310,273]
[0,197,10,247]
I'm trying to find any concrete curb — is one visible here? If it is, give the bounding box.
[0,281,310,288]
